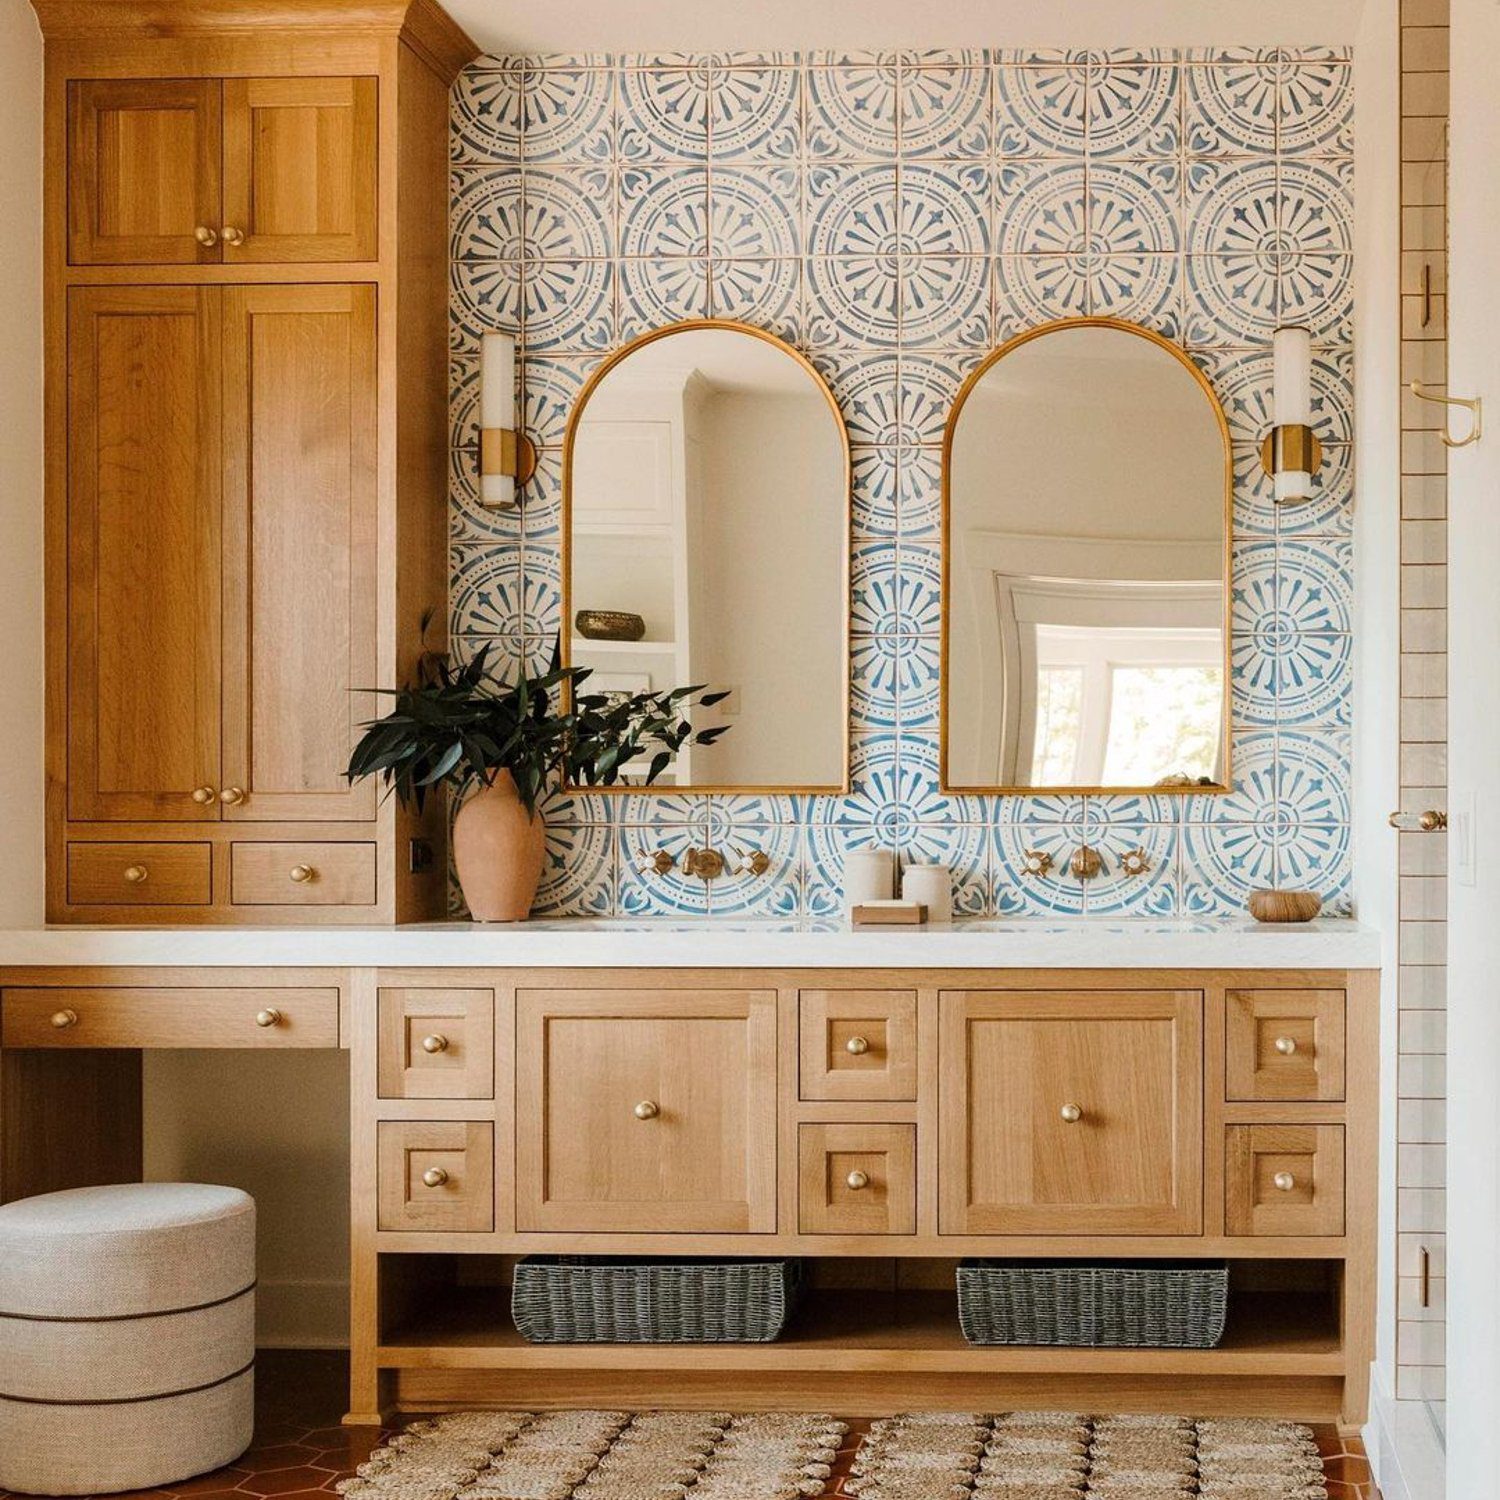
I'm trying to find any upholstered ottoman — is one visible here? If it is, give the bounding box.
[0,1183,255,1496]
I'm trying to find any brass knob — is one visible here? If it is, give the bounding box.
[845,1170,870,1191]
[289,865,316,884]
[742,850,771,876]
[1275,1036,1298,1055]
[192,785,216,804]
[219,786,246,805]
[1120,848,1151,876]
[50,1008,78,1030]
[421,1034,449,1054]
[221,226,245,246]
[194,225,219,247]
[1060,1103,1083,1123]
[1069,845,1103,880]
[845,1035,870,1056]
[421,1167,448,1188]
[255,1008,282,1028]
[1273,1170,1296,1192]
[1022,848,1054,878]
[634,1099,660,1120]
[123,865,148,884]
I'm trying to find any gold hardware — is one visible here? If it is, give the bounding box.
[741,850,771,877]
[633,1099,660,1120]
[1274,1036,1298,1056]
[1259,423,1325,499]
[1119,848,1151,877]
[289,865,316,884]
[1421,261,1434,329]
[642,849,676,875]
[123,864,148,884]
[194,225,218,247]
[255,1008,282,1029]
[1069,845,1102,880]
[1388,809,1447,832]
[682,847,725,880]
[1060,1103,1083,1123]
[480,427,538,488]
[421,1167,448,1188]
[50,1009,78,1030]
[845,1035,870,1056]
[1272,1170,1296,1192]
[191,785,216,804]
[219,786,246,806]
[1021,849,1053,878]
[1410,380,1482,449]
[221,225,245,247]
[1419,1244,1432,1309]
[421,1034,449,1054]
[845,1170,870,1191]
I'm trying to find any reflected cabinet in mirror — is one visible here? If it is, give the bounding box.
[564,321,850,792]
[942,318,1232,795]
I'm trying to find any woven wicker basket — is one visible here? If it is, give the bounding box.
[511,1256,804,1344]
[956,1260,1229,1348]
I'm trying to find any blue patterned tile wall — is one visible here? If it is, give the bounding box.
[448,46,1355,919]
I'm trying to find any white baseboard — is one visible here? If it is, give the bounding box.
[1364,1362,1444,1500]
[254,1277,350,1350]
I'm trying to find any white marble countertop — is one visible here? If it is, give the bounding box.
[0,918,1382,969]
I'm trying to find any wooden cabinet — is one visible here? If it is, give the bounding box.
[1225,1124,1346,1236]
[938,990,1203,1235]
[798,1123,916,1235]
[799,989,917,1101]
[68,76,377,266]
[377,1122,494,1232]
[1225,988,1346,1101]
[66,842,213,906]
[377,988,495,1101]
[514,989,778,1233]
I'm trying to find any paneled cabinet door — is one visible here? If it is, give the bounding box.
[939,991,1203,1235]
[219,285,378,822]
[515,989,778,1233]
[67,287,222,822]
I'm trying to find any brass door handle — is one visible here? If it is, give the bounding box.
[1388,809,1446,831]
[221,226,246,247]
[192,785,216,804]
[289,865,316,884]
[255,1008,282,1029]
[219,786,246,806]
[50,1009,78,1030]
[633,1099,660,1120]
[195,225,219,247]
[421,1034,449,1054]
[421,1167,448,1188]
[123,865,148,884]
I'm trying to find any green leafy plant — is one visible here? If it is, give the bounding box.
[346,626,731,817]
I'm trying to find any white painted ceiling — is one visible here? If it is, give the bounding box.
[443,0,1365,62]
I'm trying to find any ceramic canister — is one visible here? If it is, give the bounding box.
[843,848,895,913]
[901,863,953,923]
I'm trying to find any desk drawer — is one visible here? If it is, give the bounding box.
[377,1121,494,1232]
[799,989,918,1101]
[231,842,376,905]
[1225,988,1345,1102]
[66,843,212,906]
[0,987,340,1048]
[798,1123,916,1235]
[1225,1124,1345,1236]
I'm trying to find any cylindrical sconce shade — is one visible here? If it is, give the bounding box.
[1271,325,1313,504]
[481,332,517,511]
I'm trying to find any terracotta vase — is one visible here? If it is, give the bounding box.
[452,770,546,922]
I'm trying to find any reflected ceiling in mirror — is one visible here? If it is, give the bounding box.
[942,318,1232,795]
[563,321,850,793]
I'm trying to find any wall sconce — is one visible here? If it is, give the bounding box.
[1260,325,1322,506]
[479,332,537,510]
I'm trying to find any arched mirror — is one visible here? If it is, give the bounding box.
[942,318,1232,794]
[563,321,850,793]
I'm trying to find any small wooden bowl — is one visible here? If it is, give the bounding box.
[1248,889,1323,924]
[575,609,646,642]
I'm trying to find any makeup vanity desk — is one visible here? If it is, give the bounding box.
[0,920,1381,1429]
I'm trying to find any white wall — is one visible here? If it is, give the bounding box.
[0,0,44,926]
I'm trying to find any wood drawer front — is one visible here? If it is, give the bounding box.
[67,843,212,906]
[0,986,339,1048]
[377,1121,494,1233]
[1225,989,1346,1102]
[1225,1124,1345,1236]
[799,990,917,1101]
[378,988,495,1100]
[798,1123,916,1236]
[515,989,778,1234]
[231,842,376,905]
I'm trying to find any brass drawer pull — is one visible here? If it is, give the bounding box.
[194,225,218,247]
[219,786,246,806]
[192,785,216,804]
[421,1167,449,1188]
[255,1008,282,1029]
[1060,1103,1083,1123]
[1274,1036,1298,1055]
[50,1009,78,1030]
[289,865,316,884]
[1273,1171,1297,1192]
[845,1035,870,1056]
[633,1099,660,1120]
[845,1170,870,1191]
[221,226,246,247]
[421,1033,449,1054]
[123,865,148,884]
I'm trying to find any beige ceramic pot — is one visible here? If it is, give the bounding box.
[452,770,546,922]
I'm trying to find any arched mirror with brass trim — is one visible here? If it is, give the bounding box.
[942,318,1232,795]
[563,320,850,793]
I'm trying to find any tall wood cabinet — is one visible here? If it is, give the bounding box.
[34,0,478,922]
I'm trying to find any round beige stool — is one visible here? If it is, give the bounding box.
[0,1183,255,1496]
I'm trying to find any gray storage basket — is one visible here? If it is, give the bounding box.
[511,1256,804,1343]
[957,1260,1230,1348]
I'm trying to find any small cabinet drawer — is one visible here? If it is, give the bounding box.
[1225,989,1345,1101]
[1225,1124,1345,1236]
[798,1123,916,1235]
[377,1121,494,1233]
[231,842,376,905]
[0,987,339,1048]
[799,990,917,1101]
[67,843,212,906]
[378,988,495,1100]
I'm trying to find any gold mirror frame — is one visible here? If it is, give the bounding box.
[939,316,1234,798]
[561,318,852,796]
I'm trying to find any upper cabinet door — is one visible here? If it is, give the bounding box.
[222,78,378,263]
[68,80,222,266]
[939,990,1203,1236]
[67,287,222,821]
[219,284,378,822]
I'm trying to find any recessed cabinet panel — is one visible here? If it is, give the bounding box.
[799,990,918,1102]
[1225,989,1346,1102]
[1225,1124,1345,1236]
[939,990,1203,1235]
[377,1121,494,1233]
[378,988,495,1100]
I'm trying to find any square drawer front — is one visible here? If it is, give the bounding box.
[1225,1124,1345,1236]
[799,990,917,1101]
[378,988,495,1100]
[377,1121,494,1232]
[231,842,376,905]
[1225,989,1346,1101]
[798,1123,916,1235]
[67,843,212,905]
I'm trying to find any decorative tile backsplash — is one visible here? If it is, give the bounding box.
[448,47,1355,919]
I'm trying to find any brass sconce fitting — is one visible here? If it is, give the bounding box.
[1069,845,1103,880]
[1259,424,1323,502]
[480,427,538,489]
[1021,849,1054,879]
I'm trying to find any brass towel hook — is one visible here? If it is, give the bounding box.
[1410,381,1482,449]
